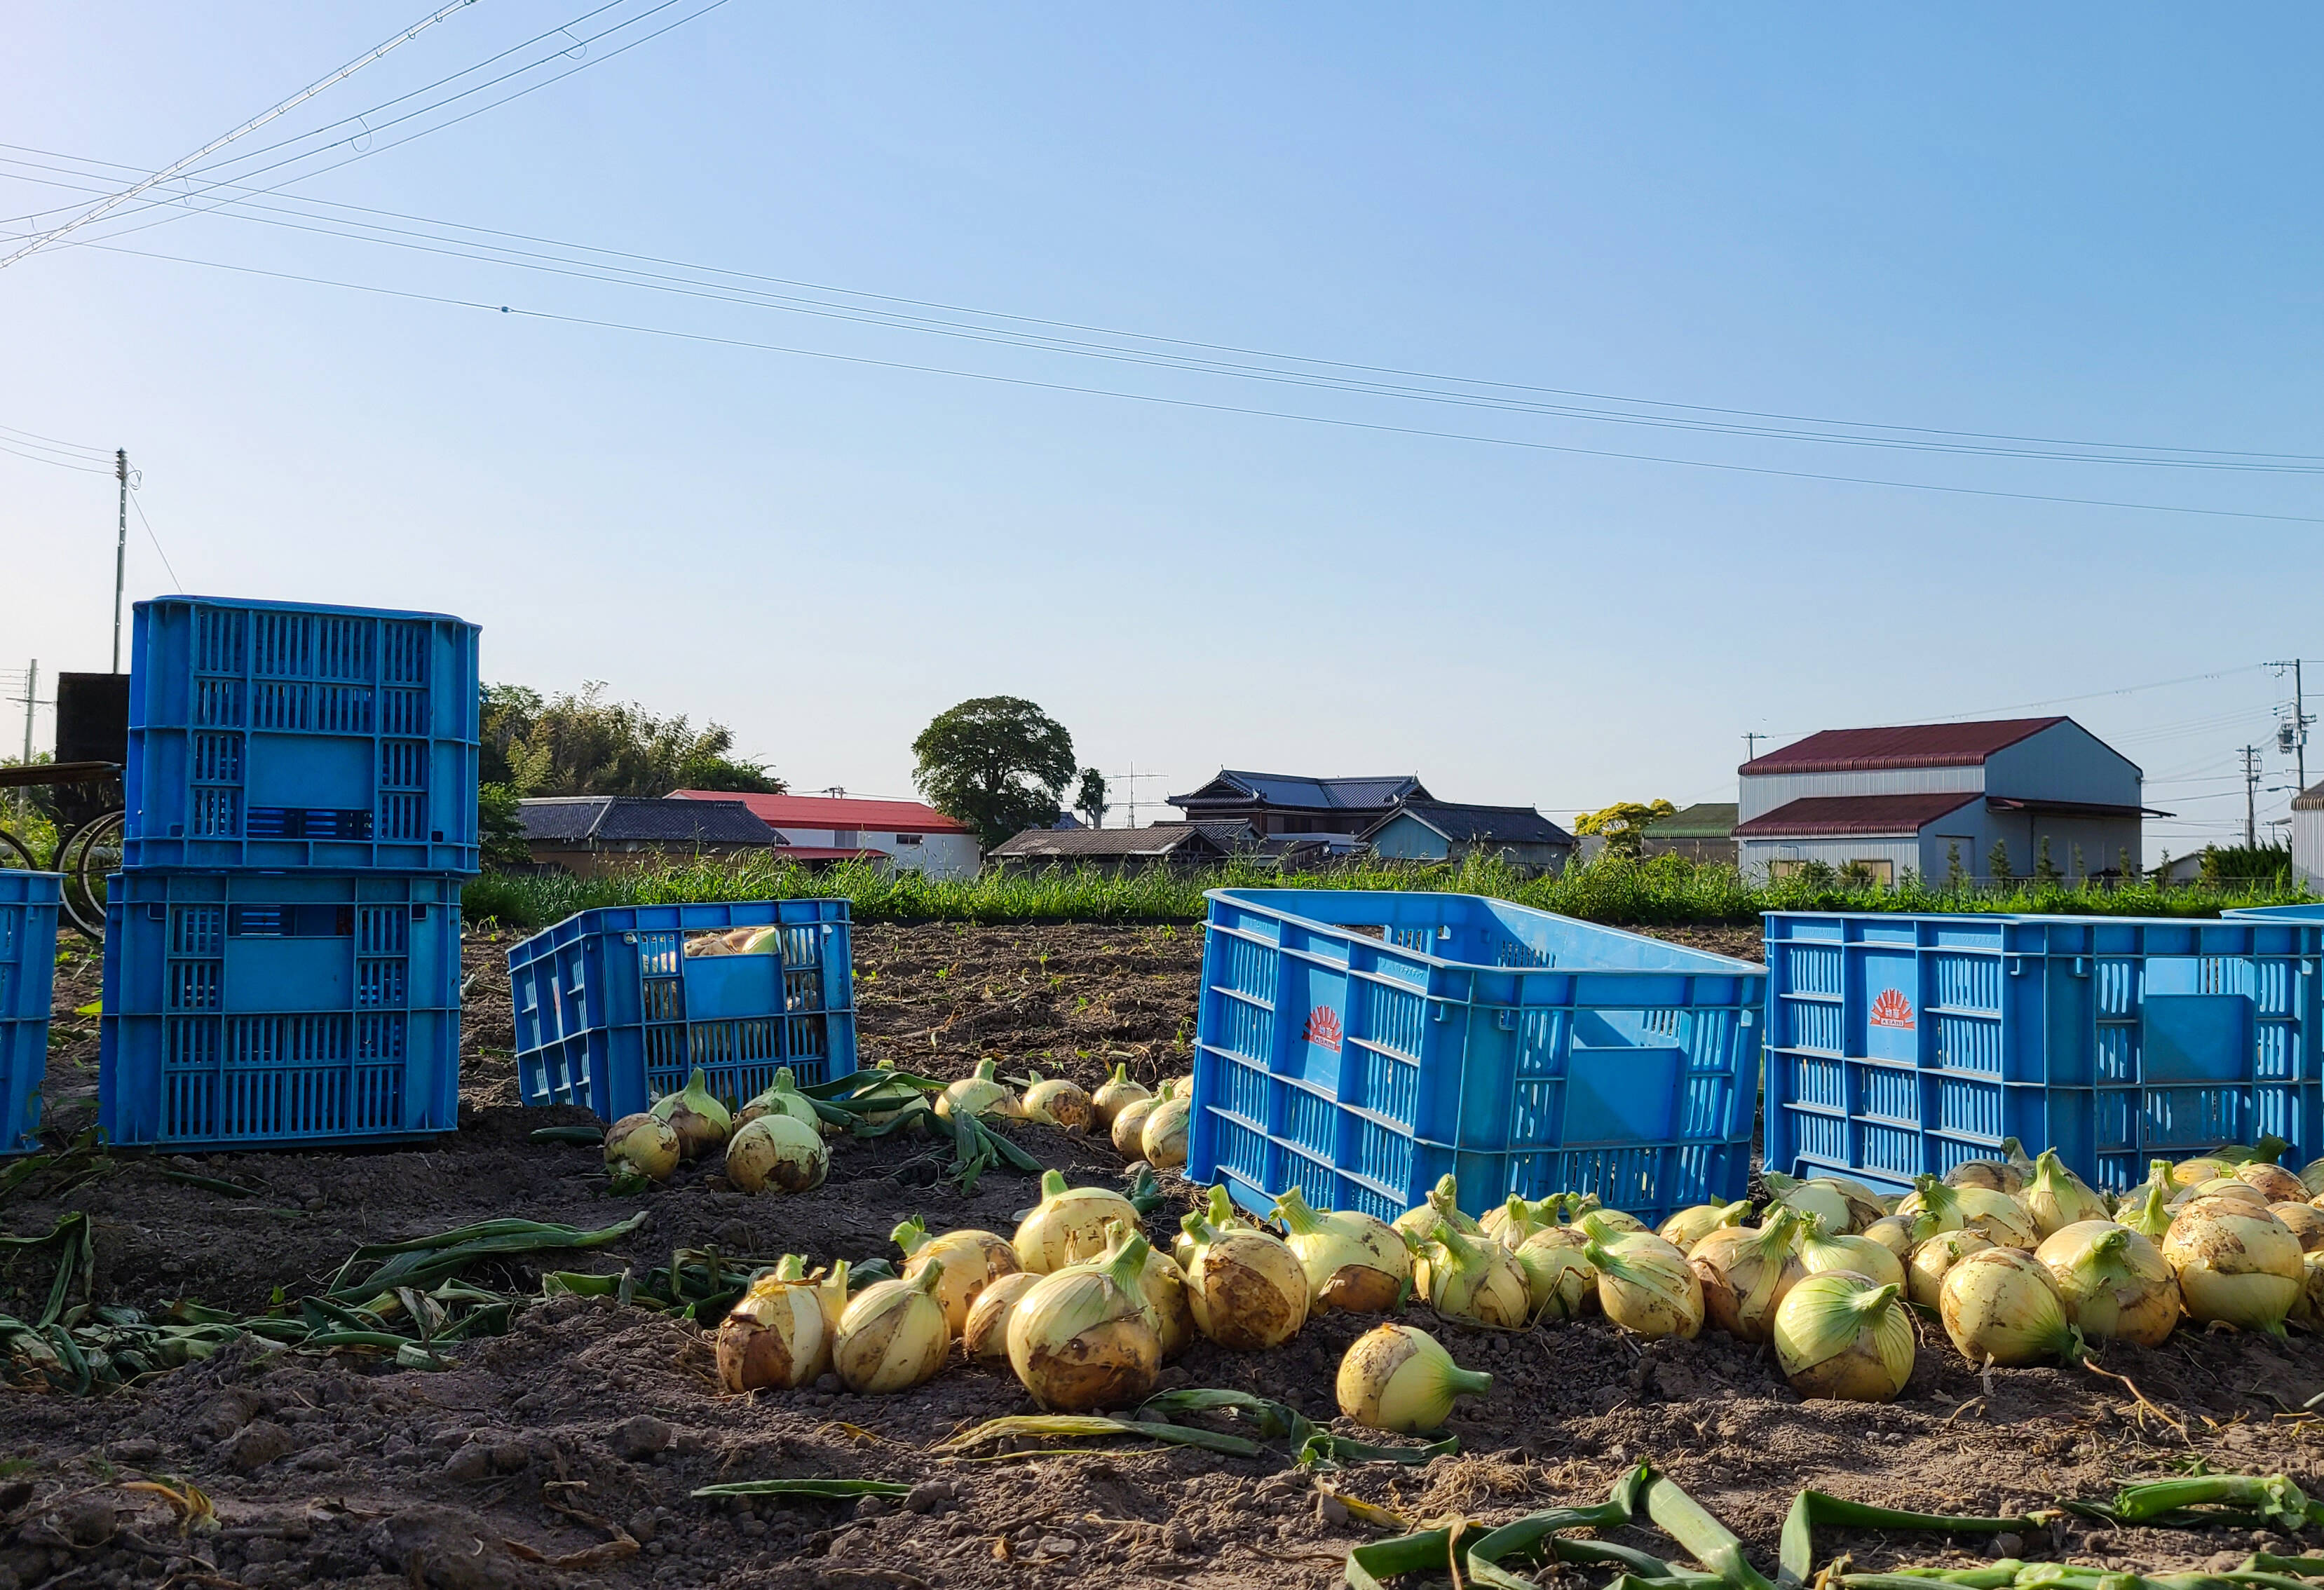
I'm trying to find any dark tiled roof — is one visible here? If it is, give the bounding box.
[1169,770,1429,811]
[1741,717,2068,775]
[519,797,776,845]
[1361,801,1574,846]
[988,824,1236,860]
[2297,780,2324,813]
[1734,792,1980,839]
[1647,802,1738,839]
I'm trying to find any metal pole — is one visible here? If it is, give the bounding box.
[14,660,30,822]
[113,449,128,672]
[2298,660,2308,794]
[2244,746,2262,848]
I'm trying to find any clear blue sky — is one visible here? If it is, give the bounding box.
[4,4,2318,852]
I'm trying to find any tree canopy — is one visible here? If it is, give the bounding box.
[1571,798,1677,858]
[480,681,782,799]
[911,696,1076,848]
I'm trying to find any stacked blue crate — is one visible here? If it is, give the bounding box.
[100,597,480,1150]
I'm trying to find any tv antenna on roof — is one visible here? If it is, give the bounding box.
[1107,763,1167,829]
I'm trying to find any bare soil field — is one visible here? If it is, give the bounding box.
[7,921,2324,1590]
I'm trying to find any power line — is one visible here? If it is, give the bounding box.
[0,436,111,475]
[0,0,480,270]
[128,487,184,591]
[63,239,2324,531]
[0,419,109,458]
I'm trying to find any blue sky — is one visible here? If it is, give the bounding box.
[4,5,2318,852]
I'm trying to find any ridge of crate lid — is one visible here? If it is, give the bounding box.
[137,593,478,627]
[1204,888,1766,975]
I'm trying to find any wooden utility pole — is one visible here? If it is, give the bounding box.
[2243,745,2263,848]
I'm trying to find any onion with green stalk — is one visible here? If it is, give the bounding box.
[1139,1092,1190,1170]
[1392,1176,1481,1246]
[1857,1214,1916,1262]
[1274,1187,1410,1314]
[1111,1083,1168,1158]
[2173,1176,2268,1211]
[1945,1137,2033,1194]
[1689,1207,1804,1343]
[2169,1155,2231,1190]
[1018,1071,1094,1133]
[892,1216,1019,1333]
[1906,1229,1992,1310]
[1954,1185,2039,1250]
[1797,1212,1906,1291]
[2274,1202,2324,1253]
[1089,1064,1150,1132]
[716,1255,831,1392]
[1071,1219,1195,1359]
[1573,1209,1673,1258]
[1570,1202,1650,1237]
[603,1112,681,1190]
[938,1059,1019,1122]
[1938,1246,2081,1366]
[2020,1149,2109,1239]
[833,1261,951,1394]
[1481,1195,1554,1249]
[1514,1225,1598,1321]
[2120,1166,2177,1241]
[1014,1170,1141,1275]
[1585,1234,1704,1339]
[1174,1185,1244,1271]
[1895,1176,1969,1244]
[1007,1234,1164,1410]
[2034,1220,2177,1347]
[2162,1195,2303,1336]
[1658,1199,1750,1253]
[1335,1324,1491,1434]
[1420,1218,1530,1329]
[2237,1162,2306,1204]
[1183,1214,1309,1348]
[1774,1272,1915,1402]
[960,1271,1040,1364]
[735,1066,826,1134]
[1763,1174,1852,1237]
[723,1113,828,1194]
[652,1066,733,1160]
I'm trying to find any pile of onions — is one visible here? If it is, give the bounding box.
[1111,1084,1169,1158]
[604,1113,680,1189]
[1274,1187,1410,1314]
[1584,1235,1704,1340]
[2020,1150,2109,1239]
[938,1060,1019,1122]
[1905,1175,2032,1249]
[1938,1247,2080,1366]
[1182,1215,1310,1348]
[2238,1162,2308,1204]
[1658,1200,1749,1253]
[1140,1091,1192,1170]
[1336,1324,1492,1433]
[1773,1272,1914,1402]
[1906,1230,1992,1310]
[2161,1197,2303,1335]
[1798,1213,1905,1291]
[833,1263,951,1393]
[716,1255,834,1392]
[1090,1064,1150,1132]
[724,1113,829,1194]
[1514,1226,1598,1321]
[1690,1207,1803,1343]
[892,1216,1019,1331]
[2034,1221,2177,1347]
[1014,1170,1142,1274]
[1419,1220,1530,1329]
[653,1067,734,1160]
[962,1271,1041,1363]
[1006,1234,1163,1411]
[1019,1072,1095,1133]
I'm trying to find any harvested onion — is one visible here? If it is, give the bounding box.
[1089,1064,1150,1131]
[1896,1176,1969,1244]
[1946,1139,2031,1194]
[2274,1202,2324,1253]
[2120,1171,2176,1241]
[1420,1219,1530,1329]
[1394,1176,1481,1245]
[652,1066,733,1160]
[1482,1195,1553,1249]
[2162,1197,2302,1336]
[961,1271,1040,1364]
[1858,1215,1917,1262]
[1183,1216,1310,1348]
[2301,1157,2324,1199]
[1111,1085,1167,1158]
[723,1113,828,1194]
[735,1066,824,1134]
[1336,1324,1491,1434]
[938,1059,1018,1122]
[2020,1150,2109,1239]
[1014,1170,1141,1275]
[1007,1232,1163,1410]
[892,1216,1018,1333]
[1514,1226,1598,1321]
[1275,1187,1410,1314]
[604,1112,680,1188]
[1798,1214,1905,1291]
[1019,1071,1094,1133]
[1774,1272,1914,1402]
[1139,1092,1190,1170]
[1659,1199,1750,1253]
[1906,1230,1992,1310]
[1690,1208,1804,1343]
[1954,1184,2039,1250]
[2034,1221,2177,1347]
[716,1255,830,1392]
[1938,1247,2079,1366]
[2238,1162,2306,1204]
[832,1261,951,1394]
[1585,1235,1704,1340]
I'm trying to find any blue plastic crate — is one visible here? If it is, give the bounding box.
[1762,911,2324,1196]
[2224,905,2324,922]
[506,899,856,1121]
[1185,889,1767,1226]
[123,596,482,872]
[100,871,462,1149]
[0,873,62,1153]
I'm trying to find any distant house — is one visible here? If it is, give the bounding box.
[519,796,782,877]
[1361,801,1575,873]
[1735,716,2161,885]
[988,822,1250,874]
[1167,770,1430,836]
[670,791,981,881]
[1642,803,1738,865]
[2295,781,2324,891]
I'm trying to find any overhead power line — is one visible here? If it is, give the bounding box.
[0,0,480,271]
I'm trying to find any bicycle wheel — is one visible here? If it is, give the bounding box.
[57,811,122,942]
[0,826,36,873]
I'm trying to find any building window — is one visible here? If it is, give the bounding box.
[1767,859,1807,880]
[1843,859,1895,885]
[893,833,923,846]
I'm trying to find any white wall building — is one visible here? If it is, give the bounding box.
[2295,780,2324,891]
[1734,716,2156,885]
[670,791,983,880]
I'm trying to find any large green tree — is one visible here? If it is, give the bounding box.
[1572,798,1677,859]
[912,696,1076,847]
[480,681,782,798]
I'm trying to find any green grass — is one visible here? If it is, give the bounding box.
[458,852,2318,933]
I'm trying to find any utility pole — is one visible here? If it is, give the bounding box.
[2243,745,2264,848]
[1743,732,1768,762]
[112,449,128,672]
[2271,659,2311,794]
[9,662,32,820]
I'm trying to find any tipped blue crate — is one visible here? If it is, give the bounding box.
[506,899,855,1122]
[2224,905,2324,922]
[0,873,62,1153]
[123,595,482,872]
[100,871,462,1149]
[1762,910,2324,1196]
[1185,889,1766,1226]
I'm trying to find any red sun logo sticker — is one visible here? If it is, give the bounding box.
[1869,988,1915,1030]
[1303,1006,1343,1052]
